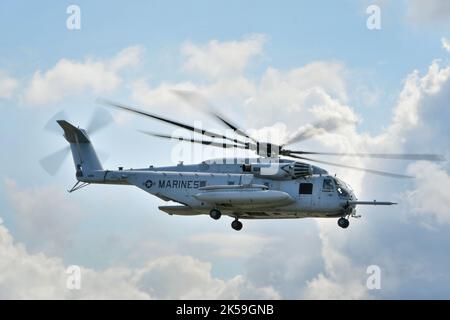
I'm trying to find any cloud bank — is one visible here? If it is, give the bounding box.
[0,71,18,99]
[0,217,279,299]
[24,46,143,105]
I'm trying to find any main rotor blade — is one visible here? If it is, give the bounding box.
[285,151,445,162]
[98,99,251,146]
[139,131,252,150]
[211,112,259,144]
[172,89,259,143]
[87,108,113,134]
[283,119,347,146]
[286,154,414,179]
[39,146,70,176]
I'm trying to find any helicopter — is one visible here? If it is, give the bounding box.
[41,93,444,231]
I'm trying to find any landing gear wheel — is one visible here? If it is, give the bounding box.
[209,209,221,220]
[338,217,350,229]
[231,219,243,231]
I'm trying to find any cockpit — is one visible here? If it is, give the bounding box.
[334,177,354,199]
[322,176,354,200]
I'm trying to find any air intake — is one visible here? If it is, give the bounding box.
[291,162,313,178]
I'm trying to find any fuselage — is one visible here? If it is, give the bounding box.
[56,120,395,230]
[78,158,357,219]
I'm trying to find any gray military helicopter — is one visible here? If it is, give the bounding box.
[41,95,443,231]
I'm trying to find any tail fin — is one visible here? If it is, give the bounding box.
[57,120,103,178]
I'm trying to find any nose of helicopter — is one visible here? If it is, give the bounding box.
[344,181,357,202]
[344,184,357,212]
[348,187,356,201]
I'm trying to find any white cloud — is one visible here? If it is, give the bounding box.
[131,51,350,137]
[406,0,450,24]
[242,62,350,128]
[109,46,142,71]
[0,217,149,299]
[0,71,18,98]
[129,76,257,123]
[130,78,200,117]
[4,179,83,256]
[442,37,450,54]
[243,223,325,298]
[405,162,450,226]
[384,59,450,156]
[24,46,143,105]
[299,47,450,299]
[0,217,279,299]
[181,34,265,79]
[303,221,370,299]
[133,255,279,299]
[187,233,277,258]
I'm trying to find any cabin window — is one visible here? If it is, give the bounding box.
[227,181,235,185]
[299,183,313,195]
[242,164,252,172]
[322,179,334,192]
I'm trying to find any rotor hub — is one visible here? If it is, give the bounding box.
[256,142,282,158]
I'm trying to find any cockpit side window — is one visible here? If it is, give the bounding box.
[322,178,334,192]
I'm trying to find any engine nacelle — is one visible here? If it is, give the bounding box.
[250,161,313,180]
[290,162,314,178]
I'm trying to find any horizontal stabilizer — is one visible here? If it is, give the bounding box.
[57,120,90,143]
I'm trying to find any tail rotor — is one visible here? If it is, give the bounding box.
[40,108,113,176]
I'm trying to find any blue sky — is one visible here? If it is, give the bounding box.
[2,0,449,134]
[0,0,450,299]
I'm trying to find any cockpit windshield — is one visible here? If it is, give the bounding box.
[333,178,352,199]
